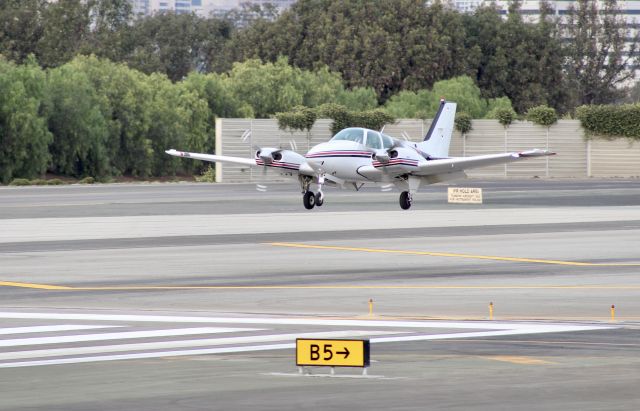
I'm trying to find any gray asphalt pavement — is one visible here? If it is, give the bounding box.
[0,179,639,410]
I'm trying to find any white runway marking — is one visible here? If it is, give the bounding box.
[0,330,392,362]
[0,325,119,335]
[0,343,296,368]
[0,311,617,368]
[2,207,638,243]
[0,312,616,332]
[0,327,260,347]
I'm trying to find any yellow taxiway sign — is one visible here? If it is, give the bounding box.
[296,339,370,367]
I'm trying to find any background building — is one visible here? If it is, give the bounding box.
[452,0,640,23]
[131,0,295,18]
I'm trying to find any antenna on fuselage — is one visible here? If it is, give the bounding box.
[380,125,386,133]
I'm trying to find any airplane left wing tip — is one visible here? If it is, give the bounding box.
[518,149,556,158]
[166,149,188,157]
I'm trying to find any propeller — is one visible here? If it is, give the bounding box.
[253,146,287,191]
[369,139,404,164]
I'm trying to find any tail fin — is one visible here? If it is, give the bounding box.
[417,99,457,158]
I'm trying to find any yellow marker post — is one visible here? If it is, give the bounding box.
[296,339,370,368]
[611,304,616,322]
[368,298,374,316]
[489,302,494,320]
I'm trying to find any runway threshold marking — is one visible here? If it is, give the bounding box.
[3,281,640,291]
[0,312,615,368]
[269,242,640,267]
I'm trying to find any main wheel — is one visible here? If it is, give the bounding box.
[315,191,324,207]
[399,191,412,210]
[303,191,316,209]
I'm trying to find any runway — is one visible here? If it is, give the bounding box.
[0,180,639,410]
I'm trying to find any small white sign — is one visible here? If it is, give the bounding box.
[448,187,483,204]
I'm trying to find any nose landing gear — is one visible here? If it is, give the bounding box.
[399,191,412,210]
[300,174,325,210]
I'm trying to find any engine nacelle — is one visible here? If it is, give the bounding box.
[372,146,422,170]
[388,147,421,161]
[255,148,283,164]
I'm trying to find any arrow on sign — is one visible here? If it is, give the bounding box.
[337,347,350,359]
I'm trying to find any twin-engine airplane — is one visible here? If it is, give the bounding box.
[166,99,553,210]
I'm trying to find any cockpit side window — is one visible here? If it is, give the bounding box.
[365,131,382,149]
[331,128,364,144]
[381,134,395,149]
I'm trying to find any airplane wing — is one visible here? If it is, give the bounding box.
[165,149,317,177]
[165,149,257,167]
[411,149,554,176]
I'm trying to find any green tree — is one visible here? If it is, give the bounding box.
[385,76,513,119]
[126,12,199,81]
[36,0,90,68]
[335,87,379,111]
[84,0,133,62]
[232,0,471,102]
[182,72,254,119]
[223,57,345,118]
[147,75,211,175]
[464,1,567,113]
[384,89,435,119]
[0,0,47,64]
[562,0,639,106]
[45,62,110,177]
[67,55,154,176]
[0,57,51,183]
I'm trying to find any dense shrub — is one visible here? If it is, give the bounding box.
[78,176,95,184]
[492,107,517,127]
[576,104,640,139]
[526,105,558,127]
[455,112,472,134]
[9,178,31,186]
[278,105,395,135]
[276,106,317,132]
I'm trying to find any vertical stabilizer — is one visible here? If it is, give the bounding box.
[417,99,457,158]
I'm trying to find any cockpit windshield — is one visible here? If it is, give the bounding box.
[331,128,364,144]
[381,133,395,149]
[365,131,382,149]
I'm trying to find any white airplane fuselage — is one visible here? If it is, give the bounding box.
[305,140,376,181]
[257,129,427,186]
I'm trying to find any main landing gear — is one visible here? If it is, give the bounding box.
[303,190,324,209]
[399,191,412,210]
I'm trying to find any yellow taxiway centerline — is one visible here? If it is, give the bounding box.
[481,356,556,365]
[2,281,640,291]
[268,242,640,267]
[0,281,73,290]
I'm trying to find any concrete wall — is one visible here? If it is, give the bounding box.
[217,119,640,182]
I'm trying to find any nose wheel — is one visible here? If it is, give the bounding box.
[399,191,412,210]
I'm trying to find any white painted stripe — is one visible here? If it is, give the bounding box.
[0,325,119,335]
[0,327,260,347]
[0,321,613,368]
[0,330,392,362]
[0,343,296,368]
[2,207,639,243]
[0,312,617,332]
